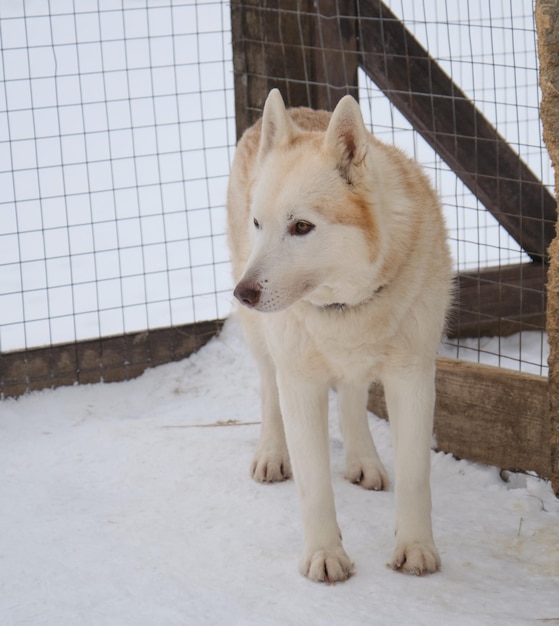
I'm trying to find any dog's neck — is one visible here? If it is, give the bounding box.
[320,284,385,312]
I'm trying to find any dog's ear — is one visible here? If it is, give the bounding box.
[258,89,297,160]
[325,95,369,184]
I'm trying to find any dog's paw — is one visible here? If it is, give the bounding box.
[250,450,292,483]
[345,459,389,491]
[299,546,354,583]
[389,541,441,576]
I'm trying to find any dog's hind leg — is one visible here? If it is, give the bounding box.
[250,349,292,483]
[337,383,388,491]
[382,361,441,575]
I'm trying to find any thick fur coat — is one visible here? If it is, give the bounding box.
[227,89,453,582]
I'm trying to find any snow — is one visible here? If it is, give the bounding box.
[440,331,550,377]
[1,316,558,626]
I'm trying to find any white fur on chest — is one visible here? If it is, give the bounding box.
[263,302,395,385]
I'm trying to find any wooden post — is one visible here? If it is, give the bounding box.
[230,0,358,139]
[535,0,559,495]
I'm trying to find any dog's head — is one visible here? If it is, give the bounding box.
[234,89,383,313]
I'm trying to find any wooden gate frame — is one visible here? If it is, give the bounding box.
[231,0,558,491]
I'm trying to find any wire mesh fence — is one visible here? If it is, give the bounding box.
[0,0,553,394]
[354,1,552,374]
[0,0,234,353]
[231,0,553,375]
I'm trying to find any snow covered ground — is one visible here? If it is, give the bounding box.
[1,4,557,620]
[1,316,558,626]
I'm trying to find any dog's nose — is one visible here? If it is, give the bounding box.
[234,282,261,307]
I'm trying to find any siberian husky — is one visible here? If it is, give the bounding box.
[227,89,453,582]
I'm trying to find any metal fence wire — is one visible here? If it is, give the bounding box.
[0,0,553,396]
[0,0,235,354]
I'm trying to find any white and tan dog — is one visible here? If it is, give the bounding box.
[227,89,452,582]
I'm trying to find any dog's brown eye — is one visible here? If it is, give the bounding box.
[290,221,315,236]
[253,218,260,229]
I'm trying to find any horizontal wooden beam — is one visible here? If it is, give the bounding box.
[449,262,547,338]
[358,0,556,262]
[0,319,224,399]
[368,357,550,479]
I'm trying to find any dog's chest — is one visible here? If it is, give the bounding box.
[319,328,385,382]
[268,308,389,383]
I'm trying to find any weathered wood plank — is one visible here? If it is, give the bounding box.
[358,0,556,262]
[231,0,358,138]
[0,319,224,398]
[535,0,559,496]
[449,262,547,338]
[368,357,550,479]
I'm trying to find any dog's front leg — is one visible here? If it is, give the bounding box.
[382,362,441,575]
[251,351,292,482]
[277,370,353,583]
